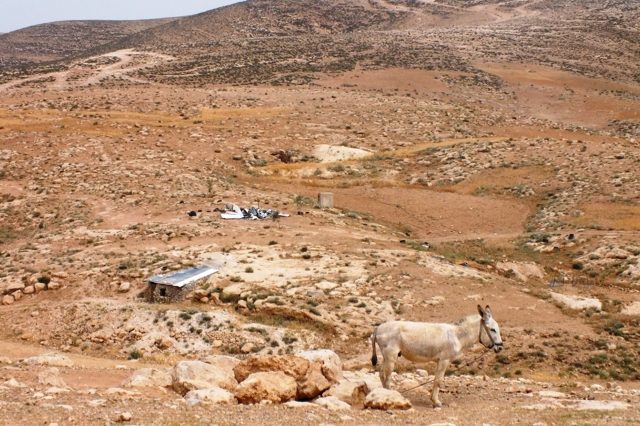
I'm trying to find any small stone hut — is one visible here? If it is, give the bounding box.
[147,266,217,303]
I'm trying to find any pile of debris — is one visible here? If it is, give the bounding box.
[221,204,288,220]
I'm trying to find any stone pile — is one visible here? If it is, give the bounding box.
[123,350,412,411]
[1,275,63,306]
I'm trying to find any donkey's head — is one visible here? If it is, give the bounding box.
[477,305,503,353]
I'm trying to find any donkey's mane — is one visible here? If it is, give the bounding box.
[454,314,480,326]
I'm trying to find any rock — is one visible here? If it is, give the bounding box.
[123,368,172,388]
[47,281,62,290]
[11,290,22,301]
[364,388,412,410]
[496,262,544,282]
[233,355,309,383]
[38,368,67,388]
[201,355,240,375]
[23,353,74,367]
[118,282,131,293]
[5,281,25,293]
[234,372,297,404]
[0,356,12,365]
[621,301,640,316]
[34,282,46,292]
[284,400,313,408]
[23,285,35,295]
[316,281,338,291]
[221,283,249,303]
[550,293,602,311]
[4,378,26,388]
[172,361,238,395]
[296,349,343,382]
[323,379,369,406]
[314,396,351,411]
[116,412,132,422]
[538,390,567,399]
[296,361,332,400]
[1,295,14,305]
[572,400,629,411]
[241,342,256,354]
[185,387,237,406]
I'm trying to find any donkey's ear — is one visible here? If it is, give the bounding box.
[484,305,493,318]
[477,304,485,317]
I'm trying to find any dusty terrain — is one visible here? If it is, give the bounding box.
[0,0,639,425]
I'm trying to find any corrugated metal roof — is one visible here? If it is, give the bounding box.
[149,266,218,288]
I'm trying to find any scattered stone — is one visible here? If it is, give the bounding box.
[38,368,67,388]
[116,412,132,422]
[364,388,412,410]
[118,282,131,293]
[185,387,237,406]
[313,396,351,411]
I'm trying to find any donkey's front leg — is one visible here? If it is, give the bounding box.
[431,359,450,407]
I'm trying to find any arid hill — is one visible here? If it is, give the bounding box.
[0,18,173,68]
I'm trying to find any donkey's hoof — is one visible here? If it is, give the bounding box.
[432,400,443,408]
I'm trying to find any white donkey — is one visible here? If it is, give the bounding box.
[371,305,503,407]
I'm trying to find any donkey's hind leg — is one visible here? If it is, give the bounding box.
[380,348,399,389]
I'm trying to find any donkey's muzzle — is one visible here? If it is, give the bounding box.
[493,344,504,353]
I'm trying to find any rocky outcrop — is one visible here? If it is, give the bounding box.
[22,353,74,367]
[172,360,238,395]
[364,388,412,410]
[550,292,602,311]
[496,262,544,282]
[234,371,297,404]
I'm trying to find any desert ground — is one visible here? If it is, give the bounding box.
[0,1,639,425]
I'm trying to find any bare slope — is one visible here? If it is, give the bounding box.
[0,18,174,67]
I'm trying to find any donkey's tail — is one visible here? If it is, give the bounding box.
[371,327,378,367]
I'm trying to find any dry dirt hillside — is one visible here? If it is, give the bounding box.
[0,18,174,68]
[0,0,639,425]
